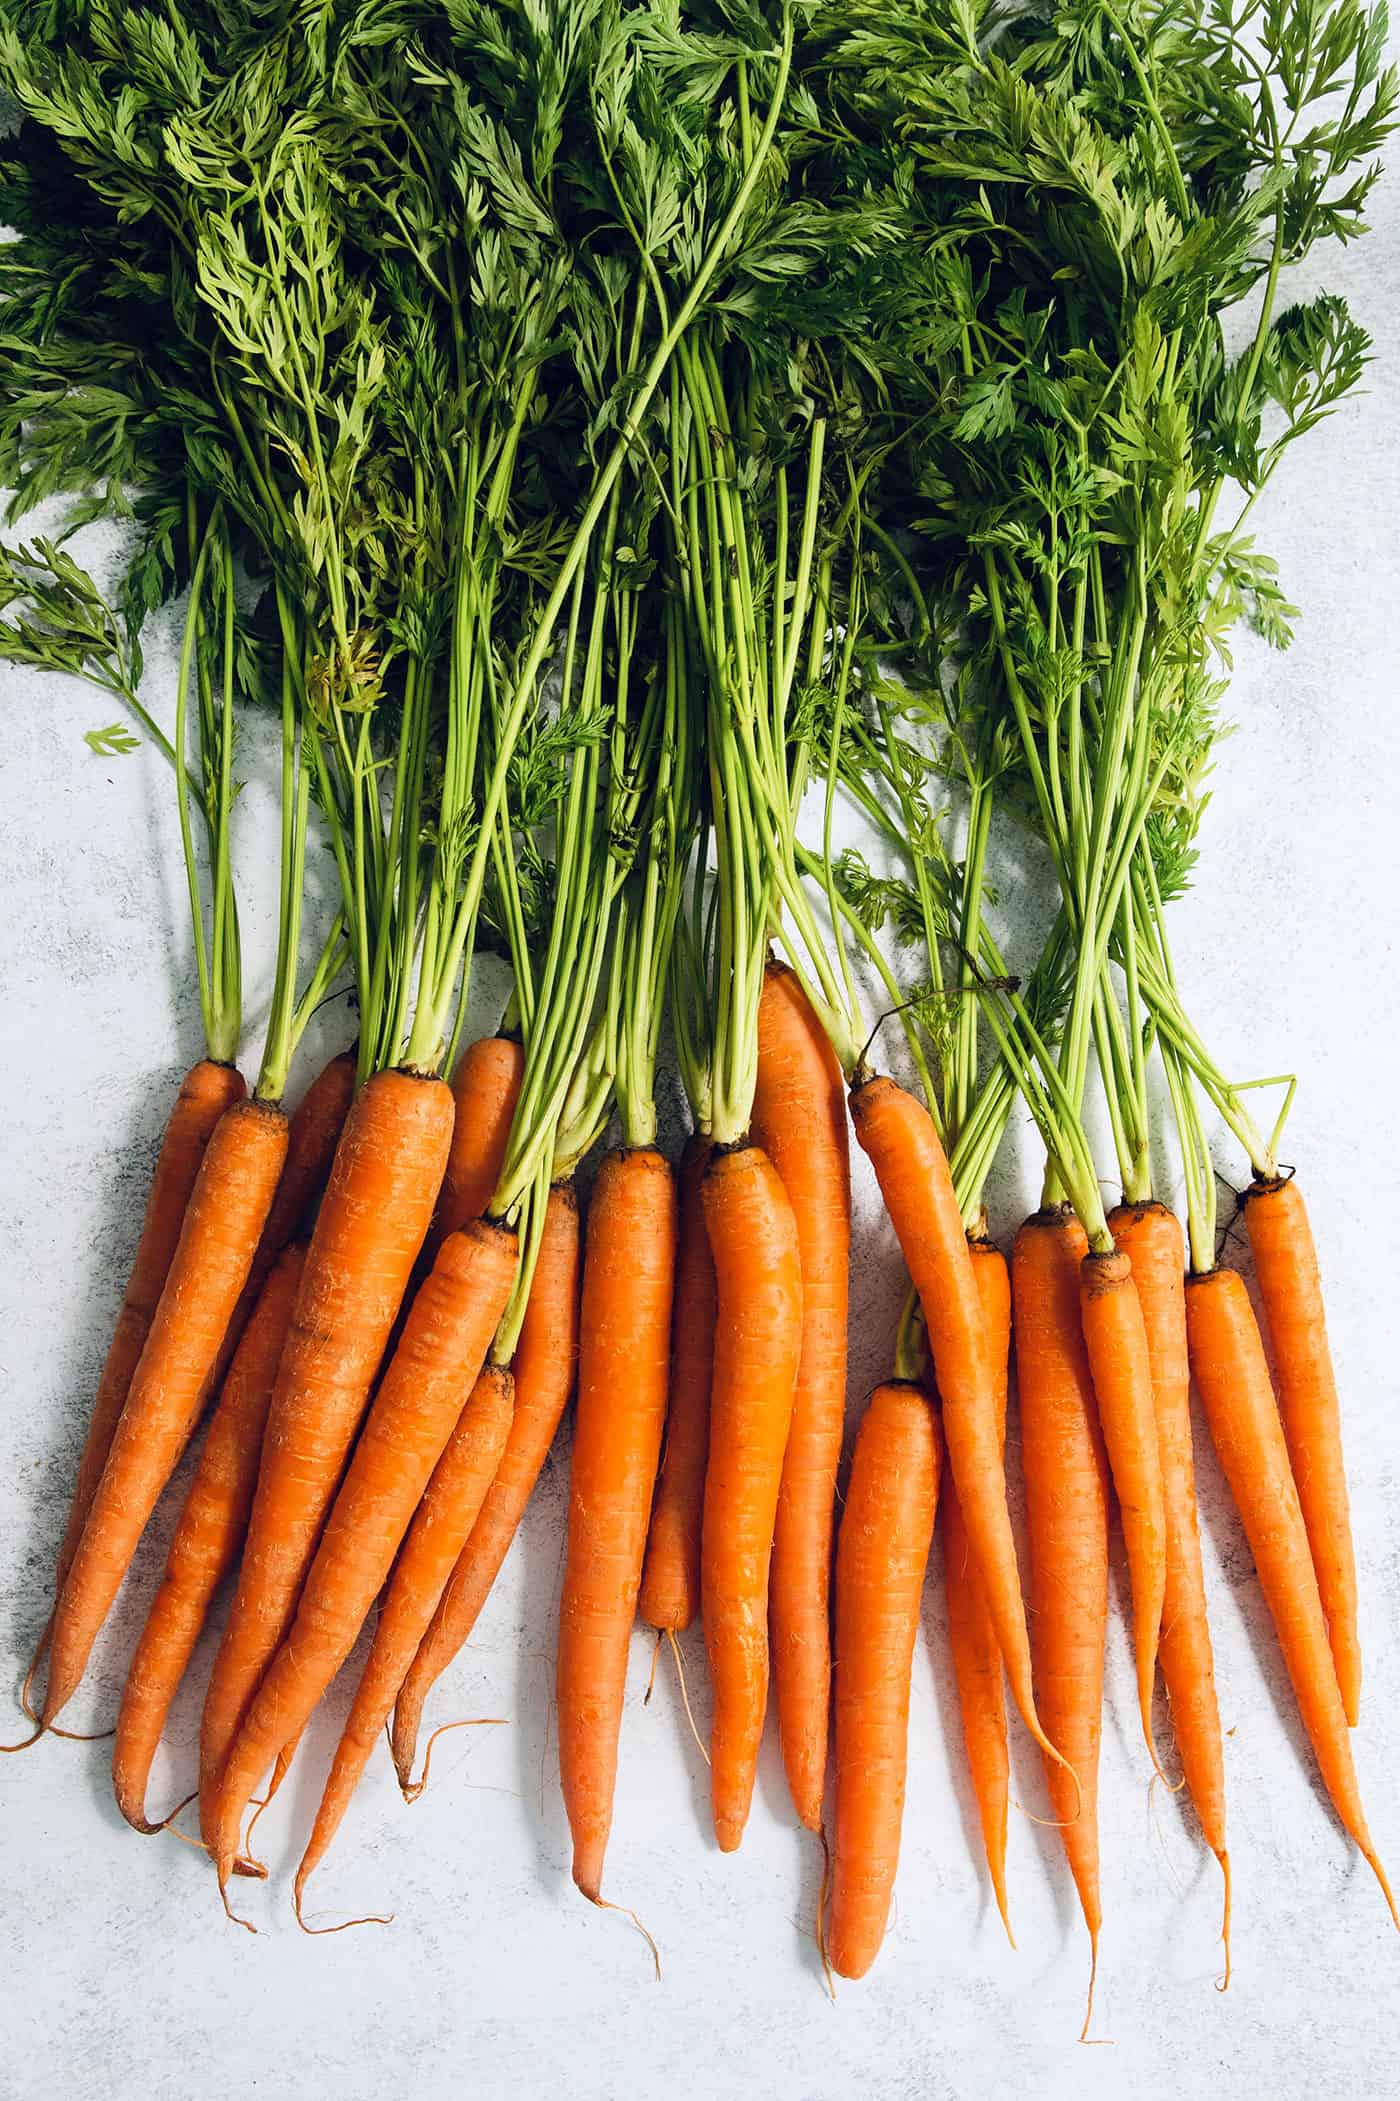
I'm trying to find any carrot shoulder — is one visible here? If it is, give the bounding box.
[430,1035,525,1254]
[198,1068,453,1838]
[207,1215,519,1890]
[702,1141,803,1853]
[828,1380,940,1980]
[557,1148,677,1901]
[45,1095,288,1727]
[751,960,851,1833]
[1243,1177,1360,1725]
[392,1179,580,1790]
[112,1240,305,1832]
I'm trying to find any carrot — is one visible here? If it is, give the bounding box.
[391,1179,580,1790]
[43,1096,289,1727]
[557,1147,677,1900]
[750,960,851,1832]
[1243,1176,1360,1725]
[221,1048,356,1365]
[701,1141,803,1853]
[207,1214,519,1895]
[198,1069,454,1840]
[638,1135,714,1636]
[111,1240,306,1833]
[1110,1202,1229,1958]
[1013,1207,1110,2030]
[849,1074,1059,1771]
[294,1363,515,1915]
[429,1035,525,1254]
[827,1379,940,1980]
[31,1058,246,1688]
[1186,1266,1393,1919]
[942,1239,1013,1944]
[1079,1247,1167,1762]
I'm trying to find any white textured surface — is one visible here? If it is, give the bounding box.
[2,204,1399,2101]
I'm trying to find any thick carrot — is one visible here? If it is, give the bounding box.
[1013,1207,1109,2019]
[221,1048,356,1363]
[827,1379,940,1980]
[198,1069,454,1839]
[849,1074,1056,1768]
[1186,1266,1393,1918]
[1079,1248,1166,1762]
[557,1147,677,1900]
[391,1180,580,1790]
[1243,1177,1360,1725]
[294,1364,515,1912]
[44,1097,289,1727]
[207,1215,519,1891]
[111,1241,306,1833]
[36,1059,246,1671]
[701,1141,803,1853]
[750,960,850,1832]
[1110,1202,1229,1947]
[638,1135,715,1635]
[942,1239,1013,1944]
[429,1035,525,1254]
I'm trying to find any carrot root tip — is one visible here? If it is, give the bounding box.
[577,1886,662,1981]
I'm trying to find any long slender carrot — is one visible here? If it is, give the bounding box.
[1242,1177,1361,1726]
[222,1048,356,1364]
[701,1141,803,1853]
[557,1147,677,1901]
[429,1035,525,1255]
[111,1241,306,1833]
[827,1379,940,1980]
[1013,1207,1109,2031]
[1186,1266,1393,1919]
[1110,1202,1230,1959]
[942,1239,1013,1944]
[638,1135,714,1636]
[391,1180,580,1790]
[198,1069,454,1840]
[750,960,850,1832]
[1079,1248,1166,1761]
[849,1074,1059,1770]
[207,1215,519,1894]
[31,1059,246,1687]
[44,1097,289,1727]
[294,1364,515,1914]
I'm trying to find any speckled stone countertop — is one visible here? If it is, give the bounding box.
[3,133,1399,2101]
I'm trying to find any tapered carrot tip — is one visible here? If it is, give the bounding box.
[715,1814,744,1854]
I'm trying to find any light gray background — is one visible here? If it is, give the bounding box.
[2,149,1398,2101]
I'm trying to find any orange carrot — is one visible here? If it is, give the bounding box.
[111,1241,306,1833]
[221,1048,356,1365]
[198,1069,454,1841]
[44,1097,289,1727]
[1079,1247,1166,1761]
[391,1180,580,1790]
[942,1239,1013,1943]
[849,1074,1056,1769]
[294,1363,515,1914]
[638,1135,715,1636]
[751,960,850,1832]
[1186,1266,1393,1918]
[1110,1202,1229,1953]
[429,1035,525,1254]
[207,1215,519,1894]
[1243,1177,1360,1725]
[33,1059,246,1681]
[827,1379,940,1980]
[1013,1207,1109,2027]
[557,1148,677,1900]
[701,1141,803,1853]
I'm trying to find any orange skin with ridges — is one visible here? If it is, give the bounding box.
[639,1136,715,1635]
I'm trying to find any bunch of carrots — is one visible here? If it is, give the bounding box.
[1,0,1395,2031]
